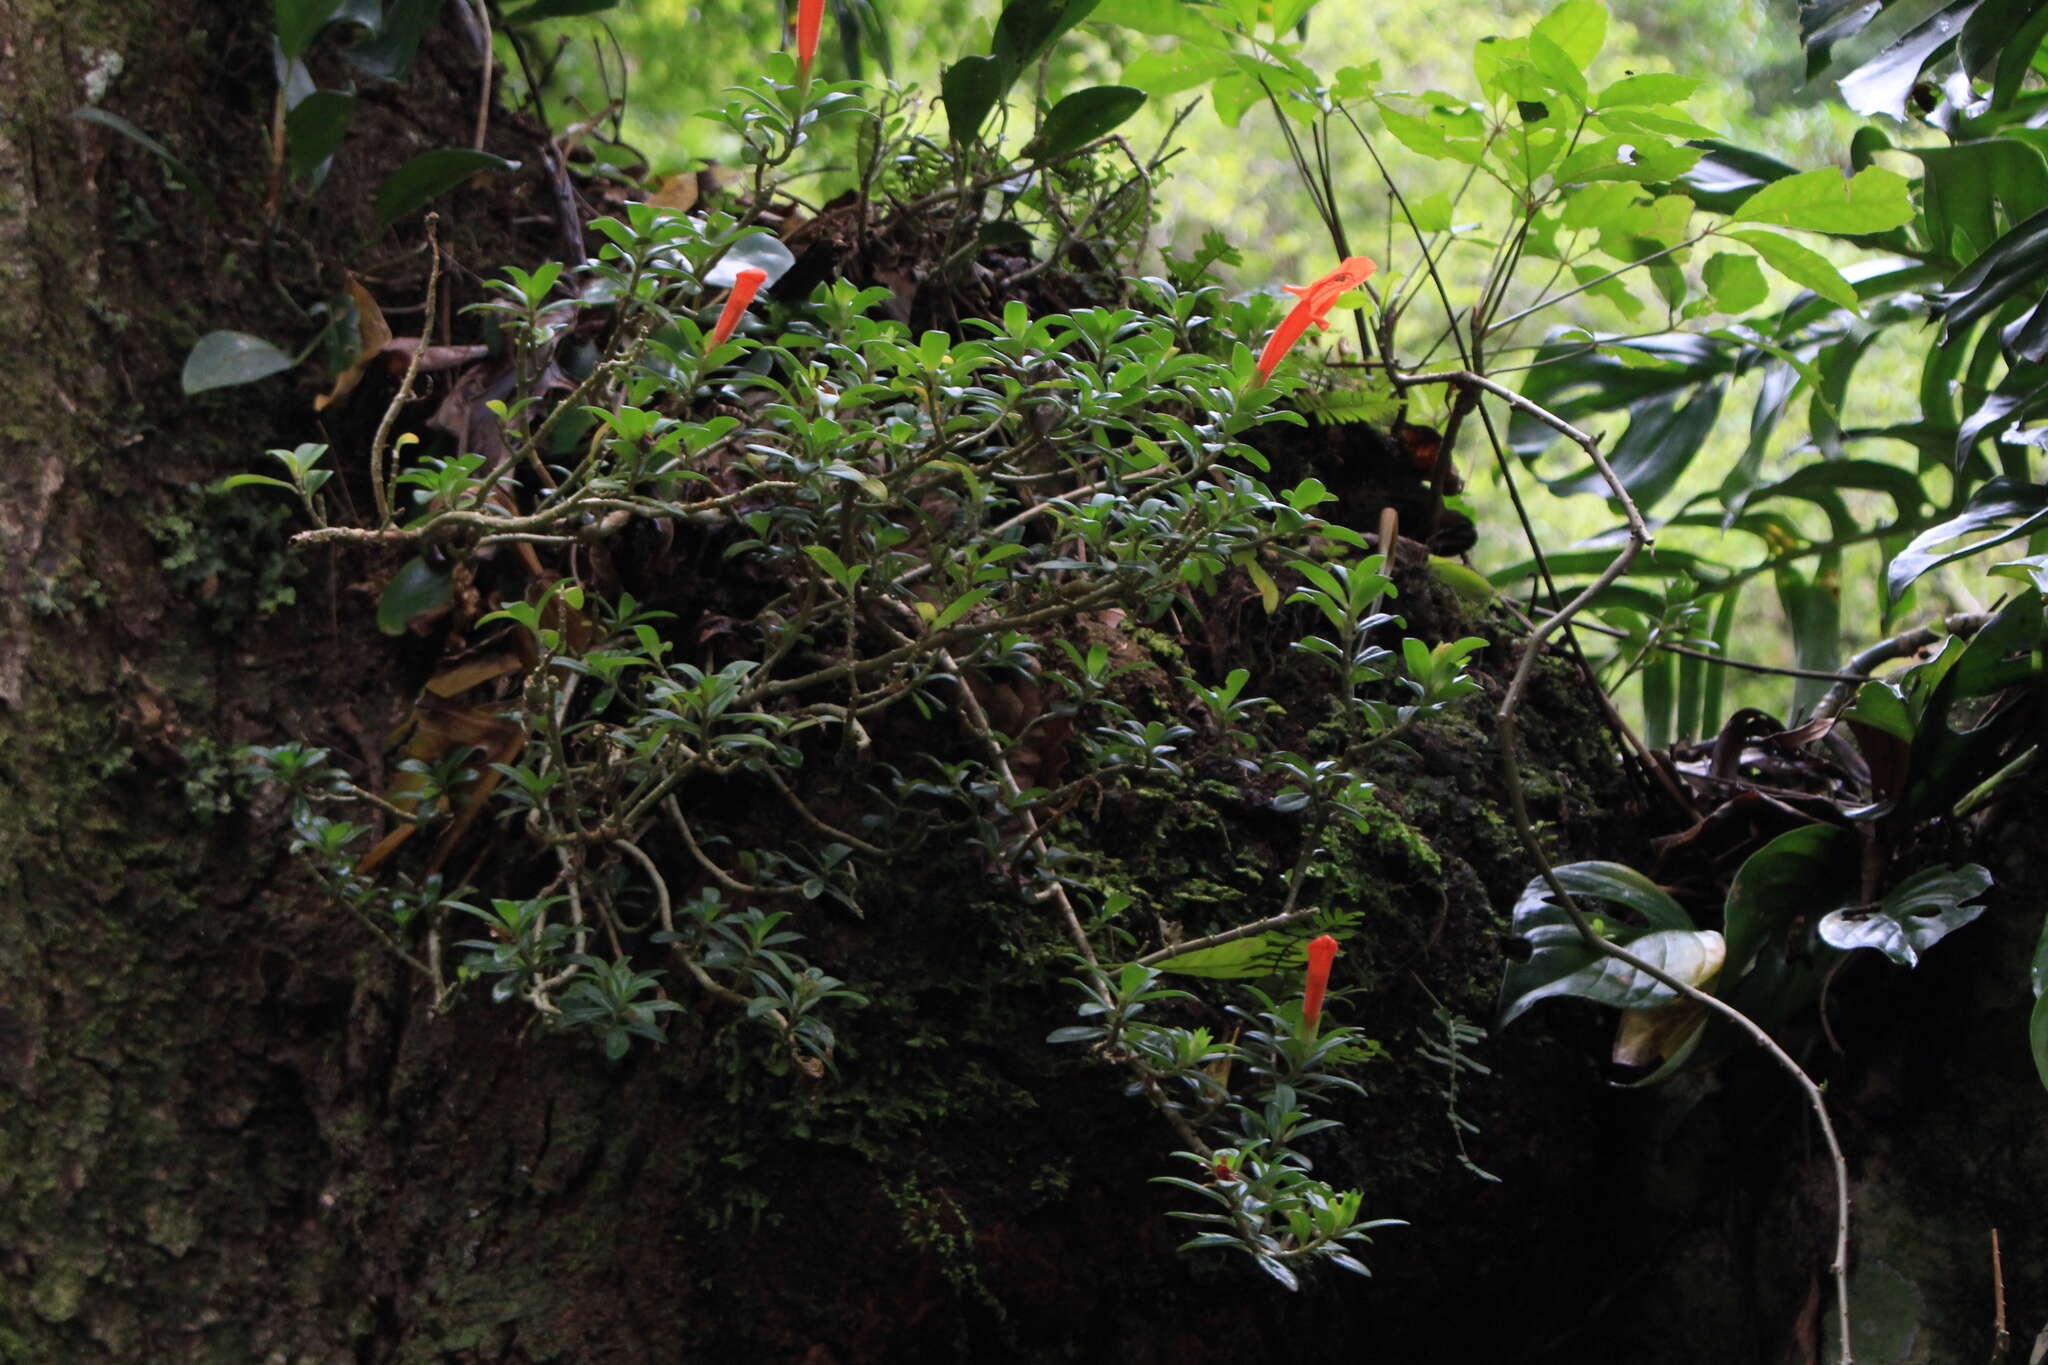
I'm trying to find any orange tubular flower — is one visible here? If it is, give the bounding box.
[1301,934,1340,1037]
[795,0,825,77]
[1255,255,1377,384]
[708,267,769,351]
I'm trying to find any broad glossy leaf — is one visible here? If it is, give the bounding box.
[2031,909,2048,998]
[1499,861,1695,1027]
[1678,141,1800,214]
[1728,166,1913,235]
[2032,991,2048,1092]
[1724,823,1857,979]
[374,148,517,232]
[1837,0,1977,119]
[1819,864,1991,967]
[1887,476,2048,603]
[1968,0,2048,108]
[182,331,295,394]
[1937,205,2048,342]
[1910,141,2048,267]
[1024,85,1146,161]
[1802,0,1889,79]
[1503,928,1725,1027]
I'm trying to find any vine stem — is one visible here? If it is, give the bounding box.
[369,215,442,531]
[1401,367,1857,1362]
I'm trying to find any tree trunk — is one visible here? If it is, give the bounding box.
[6,5,2038,1363]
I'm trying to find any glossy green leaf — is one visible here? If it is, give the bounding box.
[1939,206,2048,343]
[1818,865,1990,967]
[1724,230,1858,310]
[2030,909,2048,998]
[2030,991,2048,1093]
[377,557,455,635]
[1499,861,1697,1027]
[276,0,344,58]
[182,331,295,395]
[1910,141,2048,267]
[1728,166,1913,235]
[1024,85,1146,161]
[1836,0,1974,119]
[1887,477,2048,603]
[1724,823,1856,980]
[373,148,517,232]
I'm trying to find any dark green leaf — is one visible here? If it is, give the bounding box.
[1676,140,1800,214]
[276,0,345,57]
[2031,991,2048,1092]
[1817,865,1990,966]
[1724,823,1856,980]
[344,0,444,80]
[377,557,455,635]
[1023,84,1146,161]
[1498,861,1697,1027]
[374,148,518,232]
[285,89,355,185]
[1938,204,2048,343]
[992,0,1102,74]
[2031,910,2048,998]
[1910,141,2048,267]
[1887,476,2048,603]
[182,331,295,395]
[942,55,1008,145]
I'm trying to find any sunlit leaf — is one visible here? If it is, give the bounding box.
[1727,166,1913,235]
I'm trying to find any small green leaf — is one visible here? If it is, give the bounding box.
[344,0,443,80]
[220,474,298,491]
[1702,251,1768,313]
[1724,229,1858,310]
[182,331,296,395]
[1531,0,1605,65]
[1024,85,1147,161]
[377,557,455,634]
[1595,72,1701,106]
[373,148,517,232]
[1728,166,1914,235]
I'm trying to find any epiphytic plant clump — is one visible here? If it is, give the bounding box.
[224,0,2048,1327]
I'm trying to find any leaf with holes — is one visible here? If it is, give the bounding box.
[1818,865,1991,967]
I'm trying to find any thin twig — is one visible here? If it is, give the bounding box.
[368,216,442,530]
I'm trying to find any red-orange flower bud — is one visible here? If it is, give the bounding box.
[708,267,769,351]
[1301,933,1340,1036]
[796,0,825,76]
